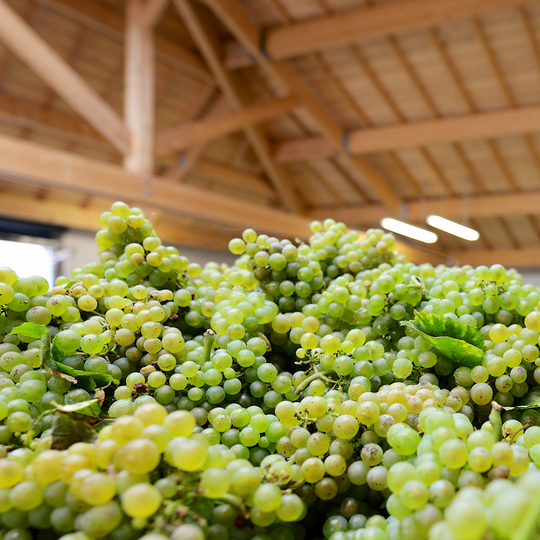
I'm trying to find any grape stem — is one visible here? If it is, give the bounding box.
[202,330,215,364]
[295,367,337,395]
[489,401,503,442]
[509,423,529,445]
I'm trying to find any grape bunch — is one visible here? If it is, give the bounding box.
[3,201,540,540]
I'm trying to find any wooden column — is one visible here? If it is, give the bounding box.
[125,0,155,176]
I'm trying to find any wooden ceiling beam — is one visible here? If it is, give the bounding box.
[263,0,528,60]
[155,95,299,156]
[0,131,312,239]
[273,104,540,161]
[309,191,540,224]
[200,0,401,213]
[450,247,540,268]
[0,132,444,262]
[29,0,212,82]
[0,191,234,250]
[0,0,130,154]
[172,0,302,213]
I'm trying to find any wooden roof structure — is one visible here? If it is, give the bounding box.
[1,0,540,266]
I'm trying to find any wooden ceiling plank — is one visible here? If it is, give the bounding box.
[386,35,439,118]
[470,18,537,244]
[273,135,332,162]
[30,0,212,82]
[0,92,114,152]
[389,152,424,199]
[125,0,155,176]
[164,93,229,182]
[302,161,349,205]
[155,95,299,156]
[191,158,275,198]
[428,28,476,113]
[142,0,170,28]
[263,0,528,59]
[0,0,130,154]
[487,139,520,192]
[472,18,515,108]
[497,215,521,249]
[201,0,402,213]
[170,0,303,212]
[310,51,371,126]
[330,157,371,203]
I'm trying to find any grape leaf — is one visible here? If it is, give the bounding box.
[413,311,485,351]
[10,321,49,339]
[54,399,101,417]
[51,335,119,390]
[51,399,102,450]
[499,388,540,411]
[51,413,98,450]
[401,312,485,368]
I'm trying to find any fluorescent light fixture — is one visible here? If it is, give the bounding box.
[380,217,438,244]
[426,215,480,241]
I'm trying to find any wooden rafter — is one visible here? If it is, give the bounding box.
[200,0,401,213]
[262,0,528,59]
[125,0,155,175]
[155,95,299,156]
[172,0,302,213]
[0,0,130,154]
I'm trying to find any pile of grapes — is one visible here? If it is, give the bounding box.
[2,201,540,540]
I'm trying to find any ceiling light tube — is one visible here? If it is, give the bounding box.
[380,217,438,244]
[426,215,480,241]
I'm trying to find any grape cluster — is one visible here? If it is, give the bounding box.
[3,202,540,540]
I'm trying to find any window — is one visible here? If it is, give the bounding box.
[0,239,55,286]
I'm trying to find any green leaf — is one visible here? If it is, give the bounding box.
[54,399,101,418]
[500,388,540,411]
[50,334,119,390]
[51,400,102,450]
[10,321,49,339]
[401,312,485,368]
[51,412,97,450]
[414,311,485,351]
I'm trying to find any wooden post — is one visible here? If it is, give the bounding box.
[125,0,155,176]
